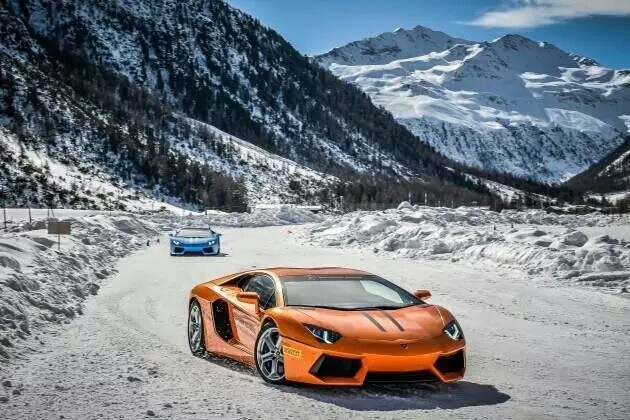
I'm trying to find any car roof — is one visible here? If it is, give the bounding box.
[209,267,372,286]
[264,267,371,277]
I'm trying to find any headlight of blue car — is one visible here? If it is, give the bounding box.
[171,240,181,245]
[207,240,216,245]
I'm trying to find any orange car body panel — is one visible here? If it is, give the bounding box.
[189,267,466,385]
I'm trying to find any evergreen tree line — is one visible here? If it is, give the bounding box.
[327,177,494,211]
[564,137,630,194]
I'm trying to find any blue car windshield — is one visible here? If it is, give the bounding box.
[280,275,422,310]
[175,229,215,237]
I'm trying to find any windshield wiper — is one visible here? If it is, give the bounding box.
[291,305,355,311]
[354,304,414,311]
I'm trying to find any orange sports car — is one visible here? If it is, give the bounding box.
[188,267,465,385]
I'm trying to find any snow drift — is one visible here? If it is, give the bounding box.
[0,213,160,362]
[0,207,321,363]
[157,205,323,230]
[303,204,630,290]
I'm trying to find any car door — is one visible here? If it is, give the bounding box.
[232,274,277,352]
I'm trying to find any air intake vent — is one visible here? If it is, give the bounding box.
[309,355,361,378]
[211,300,233,341]
[435,349,465,375]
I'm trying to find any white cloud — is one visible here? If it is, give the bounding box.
[465,0,630,28]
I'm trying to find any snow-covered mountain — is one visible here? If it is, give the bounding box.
[315,28,630,183]
[567,138,630,197]
[0,1,496,209]
[317,25,468,67]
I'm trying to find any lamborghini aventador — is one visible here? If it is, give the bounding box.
[170,228,221,256]
[187,267,465,385]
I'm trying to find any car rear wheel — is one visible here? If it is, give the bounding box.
[254,322,286,384]
[188,300,206,356]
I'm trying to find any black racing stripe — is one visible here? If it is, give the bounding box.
[361,312,386,332]
[378,309,404,331]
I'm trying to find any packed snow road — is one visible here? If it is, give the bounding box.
[1,226,629,419]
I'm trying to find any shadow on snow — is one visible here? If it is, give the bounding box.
[278,380,510,411]
[198,353,509,411]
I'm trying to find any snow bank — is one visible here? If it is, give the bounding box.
[156,205,323,230]
[303,205,630,289]
[0,213,161,362]
[0,207,321,362]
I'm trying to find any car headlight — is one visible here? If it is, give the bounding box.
[207,240,215,245]
[304,324,341,344]
[171,240,181,245]
[443,320,463,340]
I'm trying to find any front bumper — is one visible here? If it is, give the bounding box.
[170,243,220,256]
[281,336,465,386]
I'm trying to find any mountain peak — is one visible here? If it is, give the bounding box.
[315,25,469,67]
[570,53,600,67]
[319,24,628,184]
[490,33,553,50]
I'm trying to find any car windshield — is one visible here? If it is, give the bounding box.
[280,275,422,310]
[175,229,215,238]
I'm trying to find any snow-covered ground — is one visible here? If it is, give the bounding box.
[588,190,630,204]
[0,212,161,362]
[303,204,630,291]
[0,208,321,363]
[0,222,628,419]
[0,209,628,419]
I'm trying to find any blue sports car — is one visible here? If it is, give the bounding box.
[170,228,221,256]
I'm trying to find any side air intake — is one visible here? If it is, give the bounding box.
[211,300,233,341]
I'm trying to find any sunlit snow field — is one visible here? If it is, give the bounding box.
[0,206,628,419]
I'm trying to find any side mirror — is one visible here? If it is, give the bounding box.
[236,292,261,313]
[413,289,431,300]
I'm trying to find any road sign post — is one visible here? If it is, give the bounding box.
[48,221,71,250]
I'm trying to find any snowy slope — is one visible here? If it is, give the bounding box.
[176,119,338,204]
[2,1,502,210]
[0,122,335,209]
[16,0,416,178]
[315,29,630,183]
[567,139,630,197]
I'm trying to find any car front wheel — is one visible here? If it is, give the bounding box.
[254,322,286,384]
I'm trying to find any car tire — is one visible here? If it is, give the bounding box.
[254,321,286,385]
[188,300,206,356]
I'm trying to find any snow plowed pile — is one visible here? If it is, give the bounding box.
[304,203,630,289]
[156,205,323,229]
[0,207,321,363]
[0,214,161,362]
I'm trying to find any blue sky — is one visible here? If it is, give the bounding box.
[227,0,630,68]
